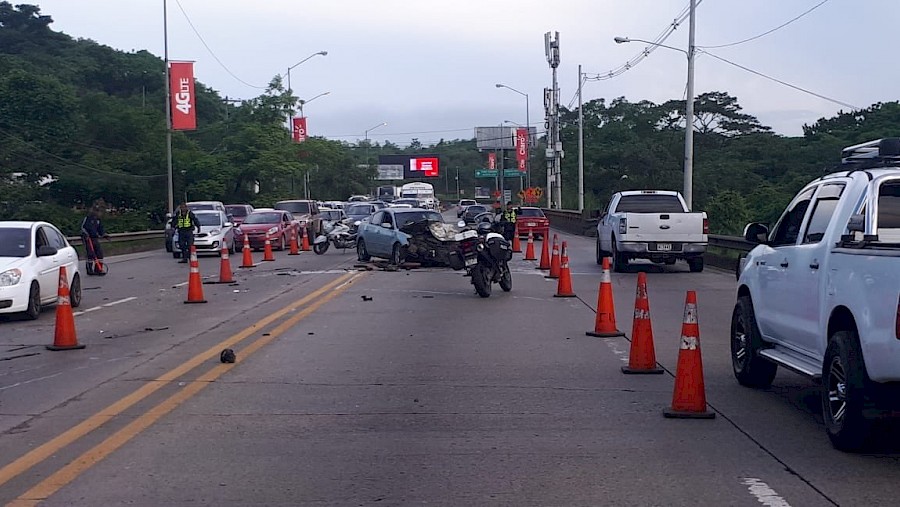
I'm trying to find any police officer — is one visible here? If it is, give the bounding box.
[499,201,517,241]
[171,203,201,263]
[80,206,109,263]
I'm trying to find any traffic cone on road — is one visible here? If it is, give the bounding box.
[301,226,312,252]
[47,266,85,351]
[547,234,561,279]
[663,291,715,419]
[536,234,551,270]
[288,226,301,256]
[512,224,522,253]
[262,235,276,262]
[553,241,576,298]
[586,257,624,337]
[206,244,234,284]
[184,246,207,304]
[239,234,256,269]
[524,230,537,261]
[622,272,663,374]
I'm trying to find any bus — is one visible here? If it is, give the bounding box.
[399,182,436,209]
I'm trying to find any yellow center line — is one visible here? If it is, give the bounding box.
[0,272,358,492]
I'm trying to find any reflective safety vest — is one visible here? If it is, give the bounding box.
[176,212,193,229]
[503,210,517,222]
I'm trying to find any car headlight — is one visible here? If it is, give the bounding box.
[209,229,220,236]
[267,226,279,236]
[0,268,22,287]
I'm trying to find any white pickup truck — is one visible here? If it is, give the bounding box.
[732,138,900,451]
[595,190,708,272]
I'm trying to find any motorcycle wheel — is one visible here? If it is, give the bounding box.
[313,241,329,255]
[472,264,492,298]
[499,263,512,292]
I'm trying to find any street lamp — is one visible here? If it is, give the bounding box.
[364,122,387,169]
[285,51,328,98]
[614,0,696,209]
[298,91,330,117]
[495,84,531,188]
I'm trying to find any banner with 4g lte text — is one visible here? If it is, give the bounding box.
[169,62,196,131]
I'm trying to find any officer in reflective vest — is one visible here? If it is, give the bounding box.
[499,201,517,241]
[171,203,201,263]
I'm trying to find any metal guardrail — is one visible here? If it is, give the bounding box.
[67,230,164,247]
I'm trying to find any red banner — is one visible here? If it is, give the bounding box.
[516,128,528,172]
[410,157,439,177]
[169,62,196,131]
[488,152,496,170]
[292,117,308,143]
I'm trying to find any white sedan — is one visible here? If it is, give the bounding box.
[0,221,82,319]
[172,210,235,257]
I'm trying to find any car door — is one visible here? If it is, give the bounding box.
[753,186,816,346]
[34,226,64,303]
[45,225,78,281]
[367,211,386,255]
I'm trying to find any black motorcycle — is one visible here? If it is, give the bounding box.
[449,221,512,297]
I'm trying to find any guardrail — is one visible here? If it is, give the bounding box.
[67,230,164,247]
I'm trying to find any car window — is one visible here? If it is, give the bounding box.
[371,211,384,225]
[188,204,216,211]
[802,184,844,244]
[382,213,394,227]
[195,213,222,226]
[275,201,310,214]
[517,208,544,218]
[615,195,685,213]
[0,227,31,257]
[878,180,900,229]
[243,212,282,224]
[40,225,67,249]
[225,205,250,217]
[396,210,444,226]
[348,204,374,216]
[35,228,49,249]
[770,187,815,246]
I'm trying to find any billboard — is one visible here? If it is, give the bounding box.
[377,154,441,179]
[475,126,537,151]
[375,164,404,180]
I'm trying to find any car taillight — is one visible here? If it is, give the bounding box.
[703,217,709,235]
[618,217,627,235]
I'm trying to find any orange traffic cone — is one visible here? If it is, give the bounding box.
[664,291,715,419]
[262,234,276,262]
[547,234,561,279]
[622,272,663,374]
[524,230,537,261]
[586,257,624,337]
[512,223,522,253]
[239,234,256,269]
[47,266,85,351]
[536,234,551,270]
[206,244,234,284]
[184,245,207,304]
[301,226,311,252]
[553,241,576,298]
[288,225,300,255]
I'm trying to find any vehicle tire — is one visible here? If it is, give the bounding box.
[499,263,512,292]
[390,243,406,265]
[70,273,82,308]
[313,240,329,255]
[688,257,705,273]
[730,296,776,388]
[611,237,627,273]
[822,329,872,451]
[472,264,491,298]
[277,234,286,251]
[24,282,41,320]
[356,239,371,262]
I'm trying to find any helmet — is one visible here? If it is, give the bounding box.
[476,221,493,235]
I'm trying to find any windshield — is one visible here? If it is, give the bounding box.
[275,201,310,214]
[460,200,477,206]
[396,210,444,226]
[225,205,249,217]
[321,210,343,221]
[188,203,216,211]
[465,205,487,215]
[195,213,222,226]
[517,208,545,218]
[347,204,375,216]
[243,212,282,224]
[393,199,420,206]
[615,195,685,213]
[0,228,31,257]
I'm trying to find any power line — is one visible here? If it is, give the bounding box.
[697,0,831,49]
[172,0,267,90]
[698,49,861,110]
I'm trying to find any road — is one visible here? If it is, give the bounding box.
[1,214,899,506]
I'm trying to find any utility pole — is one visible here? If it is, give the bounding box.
[577,64,584,211]
[684,0,696,210]
[163,0,174,215]
[544,31,562,209]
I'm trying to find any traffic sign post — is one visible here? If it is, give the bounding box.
[475,169,526,178]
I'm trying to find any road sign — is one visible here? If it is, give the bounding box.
[475,169,497,178]
[475,169,525,178]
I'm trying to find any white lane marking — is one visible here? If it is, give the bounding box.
[73,296,137,316]
[102,296,137,307]
[603,338,629,364]
[742,478,792,507]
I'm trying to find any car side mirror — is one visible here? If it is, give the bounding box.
[381,222,392,229]
[743,223,769,245]
[37,245,58,257]
[224,222,234,228]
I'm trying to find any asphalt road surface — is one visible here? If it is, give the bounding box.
[2,216,900,506]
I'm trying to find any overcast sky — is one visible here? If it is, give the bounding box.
[31,0,900,146]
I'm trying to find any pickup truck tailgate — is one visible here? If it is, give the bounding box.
[622,212,706,243]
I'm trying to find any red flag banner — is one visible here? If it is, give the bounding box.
[488,152,496,170]
[169,62,196,131]
[292,117,308,143]
[516,128,528,172]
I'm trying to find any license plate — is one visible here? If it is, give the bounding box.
[527,222,536,227]
[657,243,672,251]
[465,257,477,267]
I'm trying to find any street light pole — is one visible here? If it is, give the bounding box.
[614,0,696,209]
[298,91,330,118]
[495,84,530,188]
[364,122,387,170]
[577,64,584,212]
[163,0,174,215]
[285,51,327,103]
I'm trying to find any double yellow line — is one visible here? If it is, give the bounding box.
[2,271,362,506]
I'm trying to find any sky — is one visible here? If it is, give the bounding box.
[29,0,900,146]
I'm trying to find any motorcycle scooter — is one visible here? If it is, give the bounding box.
[313,219,357,255]
[449,220,512,297]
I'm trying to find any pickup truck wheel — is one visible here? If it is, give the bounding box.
[730,296,776,388]
[611,238,627,272]
[688,257,704,273]
[356,239,371,262]
[822,330,871,451]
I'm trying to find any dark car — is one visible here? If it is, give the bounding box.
[462,204,489,224]
[224,204,254,226]
[345,203,379,224]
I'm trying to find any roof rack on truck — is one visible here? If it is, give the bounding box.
[841,138,900,166]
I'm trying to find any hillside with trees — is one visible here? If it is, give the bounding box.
[2,2,899,235]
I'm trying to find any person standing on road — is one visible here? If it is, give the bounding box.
[171,203,201,263]
[499,201,517,241]
[80,206,110,262]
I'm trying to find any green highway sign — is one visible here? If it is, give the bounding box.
[475,169,525,178]
[475,169,497,178]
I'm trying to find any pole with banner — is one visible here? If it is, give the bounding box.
[292,117,308,143]
[169,62,197,131]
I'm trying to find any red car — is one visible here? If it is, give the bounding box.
[515,207,550,239]
[224,204,254,226]
[233,210,297,250]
